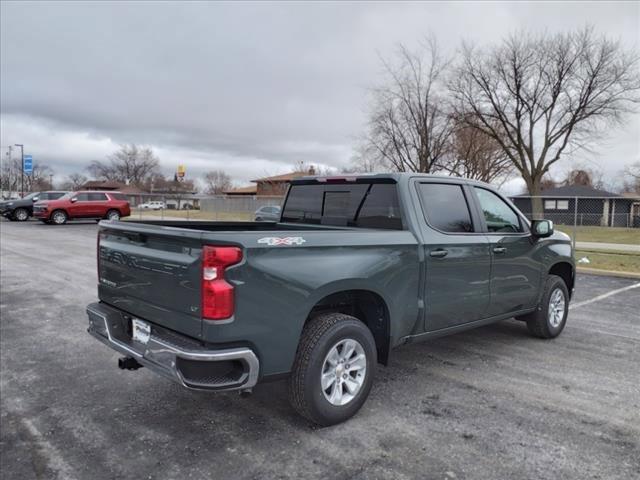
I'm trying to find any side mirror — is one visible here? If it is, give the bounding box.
[532,219,554,238]
[70,197,78,203]
[32,197,39,202]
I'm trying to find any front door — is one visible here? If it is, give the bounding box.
[471,187,542,316]
[69,192,93,217]
[416,181,492,332]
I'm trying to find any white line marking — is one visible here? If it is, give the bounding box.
[21,417,79,480]
[570,282,640,310]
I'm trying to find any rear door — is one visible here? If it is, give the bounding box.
[89,192,110,217]
[470,186,542,316]
[414,181,491,331]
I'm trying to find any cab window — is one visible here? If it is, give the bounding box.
[75,193,90,201]
[474,187,523,233]
[89,193,108,201]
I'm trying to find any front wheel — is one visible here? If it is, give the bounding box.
[14,208,29,221]
[288,312,377,426]
[51,210,68,225]
[519,275,569,339]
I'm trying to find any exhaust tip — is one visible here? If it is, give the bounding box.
[118,356,143,371]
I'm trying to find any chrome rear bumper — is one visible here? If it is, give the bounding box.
[87,302,259,391]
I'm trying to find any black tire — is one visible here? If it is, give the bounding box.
[288,312,377,426]
[13,208,29,221]
[518,275,569,339]
[51,210,68,225]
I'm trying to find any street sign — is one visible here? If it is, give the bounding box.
[23,155,33,175]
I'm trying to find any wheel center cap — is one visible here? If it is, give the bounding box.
[336,365,344,375]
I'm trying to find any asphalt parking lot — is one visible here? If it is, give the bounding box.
[1,219,639,480]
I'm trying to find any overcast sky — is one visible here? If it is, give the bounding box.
[1,1,638,192]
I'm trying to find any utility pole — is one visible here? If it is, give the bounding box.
[15,144,24,198]
[2,146,12,197]
[49,174,54,189]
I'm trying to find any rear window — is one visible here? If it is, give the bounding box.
[110,193,128,201]
[281,182,403,230]
[89,193,108,201]
[417,183,474,233]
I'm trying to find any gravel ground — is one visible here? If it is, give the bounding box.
[1,220,639,480]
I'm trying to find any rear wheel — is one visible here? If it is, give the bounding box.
[51,210,68,225]
[519,275,569,339]
[288,312,376,426]
[14,208,29,221]
[106,209,121,221]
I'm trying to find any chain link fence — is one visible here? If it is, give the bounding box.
[510,195,640,249]
[125,193,284,222]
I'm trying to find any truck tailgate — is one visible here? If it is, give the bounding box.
[97,222,205,339]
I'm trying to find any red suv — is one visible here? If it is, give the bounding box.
[34,191,131,225]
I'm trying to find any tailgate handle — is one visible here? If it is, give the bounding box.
[429,249,448,258]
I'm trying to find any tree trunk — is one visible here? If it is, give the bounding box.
[527,176,544,220]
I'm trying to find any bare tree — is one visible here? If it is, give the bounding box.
[61,173,88,190]
[24,163,54,191]
[203,170,232,195]
[1,157,21,193]
[450,27,640,216]
[622,161,640,193]
[364,38,454,173]
[444,120,514,184]
[88,144,160,187]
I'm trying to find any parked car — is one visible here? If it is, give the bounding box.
[254,205,281,222]
[138,201,165,210]
[0,191,68,221]
[87,174,574,426]
[34,191,131,224]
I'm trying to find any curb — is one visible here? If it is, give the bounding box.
[577,267,640,280]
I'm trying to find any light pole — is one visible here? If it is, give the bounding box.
[49,174,54,189]
[14,144,24,197]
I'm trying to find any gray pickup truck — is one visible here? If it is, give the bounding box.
[87,174,574,425]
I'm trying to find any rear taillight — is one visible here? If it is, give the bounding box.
[201,246,243,320]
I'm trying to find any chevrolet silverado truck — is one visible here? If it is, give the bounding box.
[87,174,574,425]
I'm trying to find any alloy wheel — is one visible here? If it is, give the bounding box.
[321,338,367,406]
[548,288,566,328]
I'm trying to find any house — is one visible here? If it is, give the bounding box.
[251,168,315,196]
[224,168,315,197]
[80,180,144,195]
[224,185,258,196]
[511,185,640,228]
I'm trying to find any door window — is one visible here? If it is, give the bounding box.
[417,183,474,233]
[474,188,523,233]
[75,193,90,201]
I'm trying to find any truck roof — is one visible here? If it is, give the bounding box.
[289,172,493,188]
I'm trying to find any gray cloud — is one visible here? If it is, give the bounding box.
[1,2,638,186]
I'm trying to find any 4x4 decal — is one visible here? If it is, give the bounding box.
[257,236,306,246]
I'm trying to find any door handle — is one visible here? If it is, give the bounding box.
[429,249,448,258]
[493,246,507,254]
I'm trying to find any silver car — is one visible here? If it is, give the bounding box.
[254,205,281,222]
